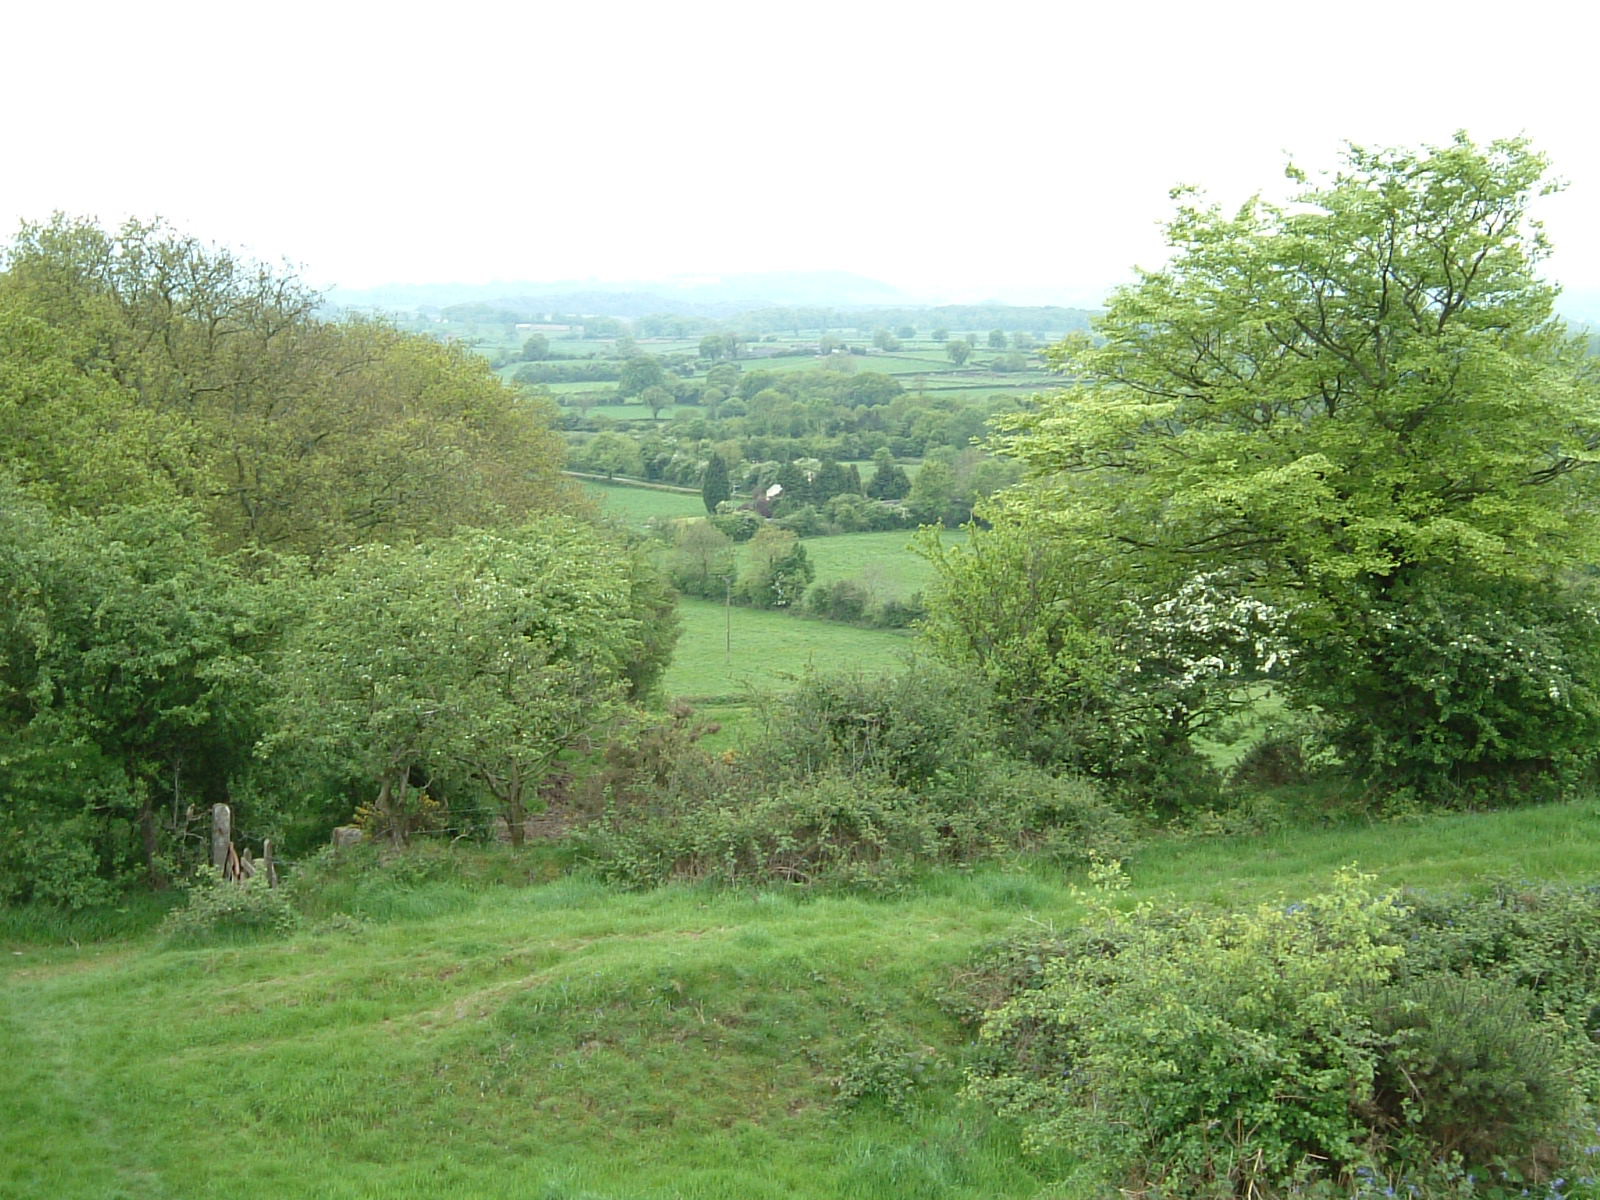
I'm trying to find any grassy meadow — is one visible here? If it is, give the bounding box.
[7,799,1600,1199]
[580,478,706,524]
[663,597,916,744]
[803,529,962,599]
[581,480,956,602]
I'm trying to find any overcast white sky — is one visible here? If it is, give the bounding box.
[6,0,1598,307]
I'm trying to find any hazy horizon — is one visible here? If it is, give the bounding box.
[8,1,1599,314]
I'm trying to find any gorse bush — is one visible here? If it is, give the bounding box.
[748,667,998,789]
[1367,973,1584,1182]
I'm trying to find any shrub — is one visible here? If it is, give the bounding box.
[1368,973,1584,1182]
[159,867,298,945]
[963,873,1600,1198]
[836,1025,948,1116]
[749,667,997,790]
[585,772,934,891]
[805,578,871,624]
[708,510,761,542]
[969,871,1405,1195]
[1290,571,1600,805]
[868,592,926,629]
[581,669,1128,890]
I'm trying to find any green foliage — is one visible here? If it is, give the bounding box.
[965,870,1600,1197]
[1,216,576,562]
[921,523,1230,811]
[1368,973,1584,1181]
[158,867,298,945]
[617,354,666,397]
[0,486,267,897]
[934,136,1600,803]
[1394,881,1600,1042]
[865,448,911,500]
[734,525,815,608]
[748,667,998,789]
[268,519,675,845]
[0,307,178,513]
[700,452,731,513]
[836,1025,947,1116]
[1292,569,1600,804]
[970,870,1404,1193]
[584,668,1131,890]
[805,577,871,624]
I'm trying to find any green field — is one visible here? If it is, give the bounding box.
[6,799,1600,1199]
[802,529,962,598]
[664,596,915,701]
[580,485,959,609]
[580,478,705,524]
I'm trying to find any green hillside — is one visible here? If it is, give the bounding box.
[6,800,1599,1199]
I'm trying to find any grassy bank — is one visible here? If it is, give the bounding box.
[5,798,1599,1199]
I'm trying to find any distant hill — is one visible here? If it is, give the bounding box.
[326,270,914,317]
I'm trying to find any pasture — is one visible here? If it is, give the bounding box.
[801,529,962,600]
[579,478,705,524]
[664,596,915,701]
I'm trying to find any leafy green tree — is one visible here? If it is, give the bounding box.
[640,384,672,420]
[0,217,575,564]
[699,333,725,361]
[701,453,731,513]
[865,447,911,500]
[896,325,917,340]
[0,308,178,513]
[907,455,963,527]
[617,354,666,398]
[667,519,735,598]
[0,488,266,899]
[987,329,1007,349]
[872,327,901,352]
[945,339,971,365]
[269,521,671,845]
[940,135,1600,798]
[521,332,550,361]
[735,525,814,608]
[585,431,645,480]
[931,327,949,343]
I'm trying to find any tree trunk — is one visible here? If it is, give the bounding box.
[138,795,167,890]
